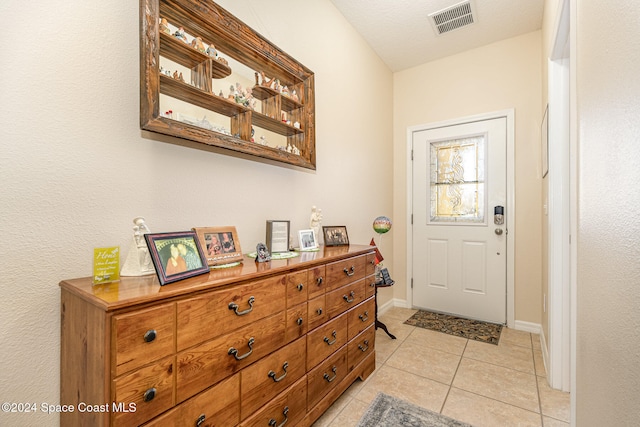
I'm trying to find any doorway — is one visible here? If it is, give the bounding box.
[407,110,515,326]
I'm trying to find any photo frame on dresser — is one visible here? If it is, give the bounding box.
[323,226,349,246]
[298,229,318,250]
[193,226,243,266]
[145,231,209,285]
[266,220,290,253]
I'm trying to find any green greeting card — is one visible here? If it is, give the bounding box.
[93,246,120,285]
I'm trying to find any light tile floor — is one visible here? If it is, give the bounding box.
[313,307,570,427]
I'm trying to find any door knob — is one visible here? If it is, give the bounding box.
[495,228,503,235]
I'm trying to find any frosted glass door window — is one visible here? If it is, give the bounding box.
[429,135,486,223]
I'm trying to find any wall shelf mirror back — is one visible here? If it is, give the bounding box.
[140,0,316,169]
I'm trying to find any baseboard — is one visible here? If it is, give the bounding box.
[513,320,541,334]
[378,298,408,314]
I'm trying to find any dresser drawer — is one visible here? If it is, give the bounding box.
[306,313,347,369]
[113,355,175,426]
[241,337,306,419]
[347,297,375,340]
[326,278,366,319]
[307,265,326,299]
[112,303,175,376]
[325,255,366,291]
[143,373,240,427]
[365,252,376,277]
[176,312,286,403]
[307,294,327,331]
[286,270,308,307]
[285,302,308,342]
[307,346,348,409]
[348,325,375,373]
[176,275,286,351]
[240,376,307,427]
[365,274,377,298]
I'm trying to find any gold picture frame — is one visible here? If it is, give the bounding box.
[192,226,243,266]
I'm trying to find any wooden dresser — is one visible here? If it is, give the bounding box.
[60,245,377,426]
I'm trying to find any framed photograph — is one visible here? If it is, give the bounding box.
[323,226,349,246]
[298,229,318,250]
[144,231,209,286]
[266,220,290,253]
[193,226,243,266]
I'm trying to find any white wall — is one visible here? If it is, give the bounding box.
[392,31,543,324]
[0,1,393,425]
[574,0,640,424]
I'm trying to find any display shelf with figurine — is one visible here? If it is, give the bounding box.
[141,0,316,169]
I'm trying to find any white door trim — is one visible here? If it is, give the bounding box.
[547,0,572,393]
[406,109,515,327]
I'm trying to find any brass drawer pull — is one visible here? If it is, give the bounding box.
[323,330,337,345]
[268,406,289,427]
[296,317,303,326]
[323,366,337,383]
[268,361,289,383]
[196,414,206,427]
[316,276,323,286]
[359,311,369,322]
[143,387,156,402]
[228,296,255,316]
[343,266,355,277]
[358,340,370,352]
[228,337,255,360]
[343,291,356,303]
[316,308,323,315]
[143,329,157,343]
[297,283,304,291]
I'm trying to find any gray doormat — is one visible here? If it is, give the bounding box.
[404,310,502,345]
[356,393,473,427]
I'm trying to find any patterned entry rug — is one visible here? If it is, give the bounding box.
[404,310,502,345]
[356,393,473,427]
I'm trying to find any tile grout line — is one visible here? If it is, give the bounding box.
[531,332,545,427]
[438,338,469,414]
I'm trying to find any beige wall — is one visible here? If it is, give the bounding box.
[574,0,640,424]
[392,31,543,324]
[0,1,392,425]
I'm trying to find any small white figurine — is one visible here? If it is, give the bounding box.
[310,206,323,243]
[191,36,206,54]
[206,43,218,58]
[174,27,188,43]
[121,217,155,276]
[159,18,171,35]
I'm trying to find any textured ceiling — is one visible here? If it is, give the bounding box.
[330,0,544,71]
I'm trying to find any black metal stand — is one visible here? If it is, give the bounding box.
[375,281,396,339]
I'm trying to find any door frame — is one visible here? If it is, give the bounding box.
[547,0,572,393]
[406,109,516,327]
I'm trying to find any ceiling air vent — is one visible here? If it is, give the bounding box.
[429,1,475,35]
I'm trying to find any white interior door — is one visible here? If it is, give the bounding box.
[411,117,507,324]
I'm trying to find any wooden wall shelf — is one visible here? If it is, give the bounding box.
[141,0,316,169]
